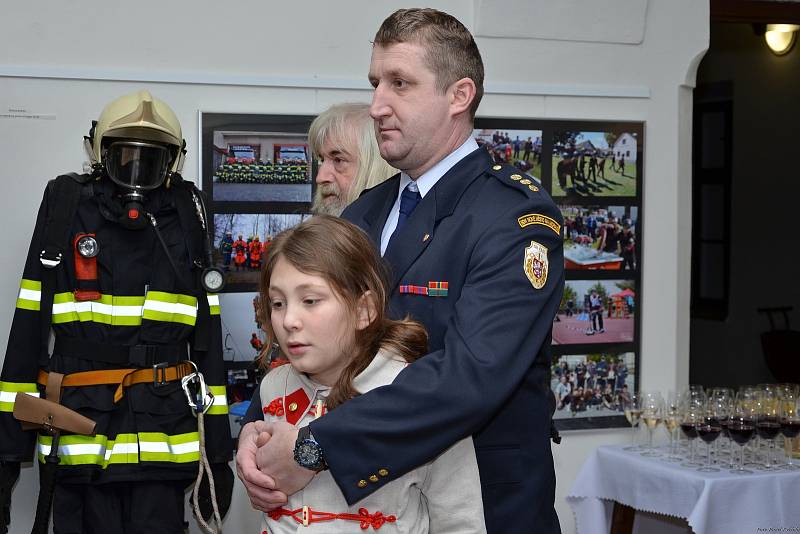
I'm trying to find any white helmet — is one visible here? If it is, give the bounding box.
[89,90,186,191]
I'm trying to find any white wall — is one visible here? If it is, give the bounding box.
[0,1,708,533]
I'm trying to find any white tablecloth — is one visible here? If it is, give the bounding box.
[567,444,800,534]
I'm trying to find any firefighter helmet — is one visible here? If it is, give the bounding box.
[90,90,186,191]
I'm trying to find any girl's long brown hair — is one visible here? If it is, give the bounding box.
[258,215,427,409]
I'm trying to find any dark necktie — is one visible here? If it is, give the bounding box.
[388,183,421,247]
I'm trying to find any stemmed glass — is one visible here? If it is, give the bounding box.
[696,400,724,472]
[664,390,682,461]
[755,387,781,469]
[640,391,664,457]
[729,390,757,474]
[680,398,704,468]
[779,385,800,469]
[623,393,642,450]
[708,388,733,468]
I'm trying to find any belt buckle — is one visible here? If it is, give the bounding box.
[152,362,169,387]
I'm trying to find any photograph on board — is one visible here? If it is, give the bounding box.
[209,130,312,203]
[473,128,543,183]
[551,351,636,421]
[551,130,639,198]
[553,279,636,345]
[560,205,638,271]
[213,212,311,290]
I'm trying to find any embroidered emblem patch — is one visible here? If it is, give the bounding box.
[517,213,561,236]
[524,241,549,289]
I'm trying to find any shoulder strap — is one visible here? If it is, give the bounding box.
[171,179,212,352]
[38,174,90,364]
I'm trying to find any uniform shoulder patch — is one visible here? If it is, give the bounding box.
[487,163,541,194]
[524,241,549,289]
[518,213,561,236]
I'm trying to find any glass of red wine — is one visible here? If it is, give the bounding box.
[755,388,781,469]
[779,385,800,469]
[680,399,703,468]
[728,390,756,474]
[697,405,723,472]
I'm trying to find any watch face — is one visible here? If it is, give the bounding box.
[294,440,322,469]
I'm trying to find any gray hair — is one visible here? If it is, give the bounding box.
[308,103,396,206]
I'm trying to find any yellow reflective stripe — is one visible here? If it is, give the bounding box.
[16,279,42,311]
[52,293,145,325]
[207,294,220,316]
[139,432,200,463]
[143,291,198,326]
[20,279,41,291]
[207,385,229,415]
[37,432,199,466]
[0,382,40,412]
[47,291,201,327]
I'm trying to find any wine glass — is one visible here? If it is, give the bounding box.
[623,393,642,450]
[696,400,724,472]
[640,391,664,457]
[755,387,781,469]
[779,385,800,469]
[664,390,682,461]
[729,390,757,474]
[680,397,704,467]
[708,389,734,468]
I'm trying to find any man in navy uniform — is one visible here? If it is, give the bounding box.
[237,8,564,533]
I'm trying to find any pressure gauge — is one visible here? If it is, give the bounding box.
[201,267,225,293]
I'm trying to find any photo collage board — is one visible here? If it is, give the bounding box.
[200,113,317,428]
[473,118,644,430]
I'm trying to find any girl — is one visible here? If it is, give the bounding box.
[256,215,485,534]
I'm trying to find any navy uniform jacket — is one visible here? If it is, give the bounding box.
[310,147,564,534]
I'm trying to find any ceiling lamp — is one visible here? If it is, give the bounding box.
[765,24,799,56]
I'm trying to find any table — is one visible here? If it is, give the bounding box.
[567,444,800,534]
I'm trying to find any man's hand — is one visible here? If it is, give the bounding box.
[235,421,287,511]
[255,421,316,496]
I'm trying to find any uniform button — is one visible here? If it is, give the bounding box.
[288,402,298,412]
[529,185,539,192]
[520,179,532,185]
[378,469,389,477]
[369,474,379,483]
[492,165,502,171]
[358,480,367,488]
[510,174,522,181]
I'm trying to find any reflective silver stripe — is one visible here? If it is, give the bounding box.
[142,299,197,318]
[52,300,143,317]
[104,441,139,460]
[0,390,39,402]
[0,391,40,402]
[18,287,41,302]
[138,440,199,456]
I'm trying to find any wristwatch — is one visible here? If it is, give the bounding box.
[293,425,327,472]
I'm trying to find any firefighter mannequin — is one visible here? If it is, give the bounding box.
[0,90,233,534]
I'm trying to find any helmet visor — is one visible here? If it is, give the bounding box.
[104,141,172,191]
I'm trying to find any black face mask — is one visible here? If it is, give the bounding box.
[101,140,174,230]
